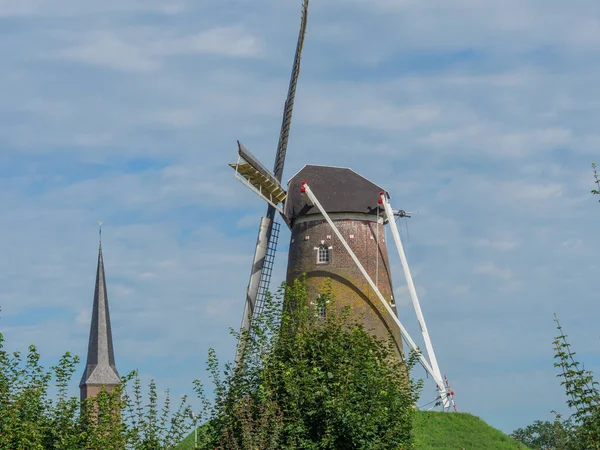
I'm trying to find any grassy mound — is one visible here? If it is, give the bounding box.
[413,411,526,449]
[177,431,197,450]
[177,411,526,449]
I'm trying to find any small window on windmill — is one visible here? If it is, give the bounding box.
[317,244,330,264]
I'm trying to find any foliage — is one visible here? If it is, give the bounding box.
[512,163,600,448]
[511,420,569,450]
[78,372,197,449]
[200,277,421,450]
[2,278,421,449]
[79,386,128,450]
[551,315,600,449]
[512,316,600,449]
[0,331,82,450]
[180,410,527,450]
[124,373,198,449]
[0,329,197,449]
[413,411,526,449]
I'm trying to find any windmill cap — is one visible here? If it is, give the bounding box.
[285,164,389,223]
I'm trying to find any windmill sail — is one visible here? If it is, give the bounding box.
[271,0,309,185]
[229,141,287,214]
[234,0,309,364]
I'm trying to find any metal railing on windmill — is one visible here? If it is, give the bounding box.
[228,0,456,412]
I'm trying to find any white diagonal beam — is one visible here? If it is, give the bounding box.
[235,216,271,366]
[379,194,449,408]
[301,183,435,378]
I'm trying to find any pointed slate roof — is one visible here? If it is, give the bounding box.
[79,242,120,388]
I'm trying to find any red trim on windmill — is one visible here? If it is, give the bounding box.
[444,375,457,412]
[300,180,306,193]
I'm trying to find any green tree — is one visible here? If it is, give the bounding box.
[78,372,196,450]
[552,315,600,449]
[1,277,421,449]
[512,316,600,449]
[0,328,198,449]
[0,331,82,450]
[511,419,569,449]
[204,278,421,450]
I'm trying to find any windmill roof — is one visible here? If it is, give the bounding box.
[284,164,388,224]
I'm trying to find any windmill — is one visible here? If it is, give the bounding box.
[229,0,455,410]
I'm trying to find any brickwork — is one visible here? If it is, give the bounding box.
[80,383,119,402]
[286,216,404,357]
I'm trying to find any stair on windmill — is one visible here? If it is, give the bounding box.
[230,145,283,323]
[253,220,280,319]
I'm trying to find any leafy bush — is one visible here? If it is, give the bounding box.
[511,419,569,449]
[1,277,420,449]
[0,331,196,449]
[512,316,600,449]
[202,278,421,449]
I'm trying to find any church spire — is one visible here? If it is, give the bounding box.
[80,225,120,400]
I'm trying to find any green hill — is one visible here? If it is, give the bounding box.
[178,411,526,449]
[413,411,526,449]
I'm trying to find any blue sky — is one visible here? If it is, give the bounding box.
[1,0,600,434]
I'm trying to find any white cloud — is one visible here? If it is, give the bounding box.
[236,214,261,229]
[474,237,518,252]
[473,261,513,280]
[58,32,159,72]
[0,0,43,17]
[302,100,439,132]
[0,0,189,18]
[419,127,573,159]
[513,183,563,201]
[158,26,264,58]
[1,0,600,435]
[56,26,263,72]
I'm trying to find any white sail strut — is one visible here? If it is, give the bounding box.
[233,0,310,367]
[235,217,272,366]
[379,193,449,408]
[301,182,449,407]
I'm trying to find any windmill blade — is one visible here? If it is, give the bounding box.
[235,0,310,366]
[238,141,281,187]
[272,0,309,183]
[229,141,287,213]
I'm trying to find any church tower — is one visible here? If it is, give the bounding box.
[79,232,120,401]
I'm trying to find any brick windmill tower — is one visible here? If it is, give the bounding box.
[79,226,120,401]
[229,0,454,409]
[285,165,403,354]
